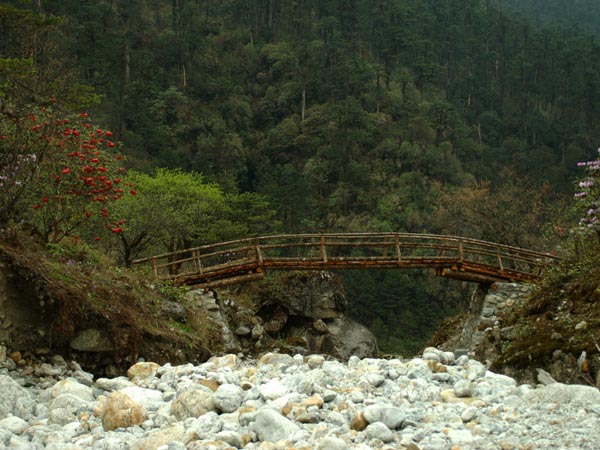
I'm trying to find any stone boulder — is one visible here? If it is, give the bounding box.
[289,317,378,359]
[98,391,147,431]
[127,361,161,380]
[69,328,113,352]
[0,375,34,419]
[525,383,600,405]
[251,407,301,442]
[170,388,215,420]
[277,272,347,319]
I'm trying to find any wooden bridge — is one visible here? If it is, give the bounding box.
[132,233,558,288]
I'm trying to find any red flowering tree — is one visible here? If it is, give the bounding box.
[16,109,135,243]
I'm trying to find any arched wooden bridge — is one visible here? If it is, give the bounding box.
[132,233,558,288]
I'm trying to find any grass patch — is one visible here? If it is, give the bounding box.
[0,229,213,368]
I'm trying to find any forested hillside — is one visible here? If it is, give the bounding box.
[492,0,600,35]
[2,0,600,354]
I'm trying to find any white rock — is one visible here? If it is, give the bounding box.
[448,429,476,444]
[306,355,325,369]
[96,377,135,392]
[213,383,244,413]
[365,373,385,387]
[170,388,215,420]
[215,430,244,447]
[525,383,600,405]
[48,393,92,425]
[363,404,405,429]
[0,375,34,419]
[252,407,301,442]
[316,436,347,450]
[50,379,94,401]
[365,421,395,443]
[119,386,164,411]
[461,406,478,422]
[453,380,473,398]
[0,416,28,434]
[259,379,288,401]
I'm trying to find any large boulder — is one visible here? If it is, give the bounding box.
[278,272,347,320]
[227,271,378,358]
[325,317,378,359]
[0,375,34,419]
[251,407,301,442]
[98,391,147,431]
[170,388,215,420]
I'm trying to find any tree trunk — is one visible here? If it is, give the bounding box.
[301,77,307,121]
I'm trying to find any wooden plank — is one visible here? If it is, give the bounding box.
[186,272,265,289]
[133,232,557,286]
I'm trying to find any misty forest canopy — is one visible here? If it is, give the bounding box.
[492,0,600,35]
[2,0,600,354]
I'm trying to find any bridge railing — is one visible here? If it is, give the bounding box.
[132,233,558,285]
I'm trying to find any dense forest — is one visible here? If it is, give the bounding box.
[2,0,600,354]
[492,0,600,35]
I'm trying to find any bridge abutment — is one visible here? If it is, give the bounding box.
[441,282,533,358]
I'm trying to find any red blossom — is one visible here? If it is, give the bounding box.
[130,189,137,195]
[29,110,133,241]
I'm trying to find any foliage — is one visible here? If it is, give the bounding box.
[111,168,278,265]
[433,169,562,249]
[17,111,133,243]
[574,147,600,236]
[154,280,188,303]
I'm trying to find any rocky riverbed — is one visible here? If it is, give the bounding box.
[0,346,600,450]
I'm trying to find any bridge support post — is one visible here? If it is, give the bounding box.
[151,257,158,278]
[395,235,401,262]
[497,248,504,273]
[320,236,328,263]
[255,245,263,265]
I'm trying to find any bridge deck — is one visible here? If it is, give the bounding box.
[132,233,558,288]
